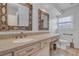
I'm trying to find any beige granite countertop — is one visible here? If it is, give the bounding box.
[0,33,59,54]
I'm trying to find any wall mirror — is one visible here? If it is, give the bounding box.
[38,9,49,30]
[0,3,32,31]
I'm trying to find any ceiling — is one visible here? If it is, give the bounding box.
[56,3,78,10]
[52,3,79,12]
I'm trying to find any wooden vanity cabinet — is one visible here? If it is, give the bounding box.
[13,39,51,56]
[14,39,51,56]
[0,35,59,56]
[32,39,51,56]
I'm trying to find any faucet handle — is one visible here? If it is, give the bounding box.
[20,32,24,38]
[20,32,23,34]
[16,36,18,39]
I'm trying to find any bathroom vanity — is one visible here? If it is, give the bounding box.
[0,32,59,56]
[0,3,59,56]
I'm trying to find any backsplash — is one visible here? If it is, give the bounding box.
[0,31,49,40]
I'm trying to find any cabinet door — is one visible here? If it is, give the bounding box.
[32,45,50,56]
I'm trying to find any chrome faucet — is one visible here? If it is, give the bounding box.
[19,32,24,38]
[16,32,25,39]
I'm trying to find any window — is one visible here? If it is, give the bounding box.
[58,16,73,29]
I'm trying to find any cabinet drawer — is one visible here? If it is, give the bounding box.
[1,52,13,56]
[14,46,33,56]
[32,42,41,49]
[14,42,41,56]
[41,39,50,48]
[51,38,59,42]
[32,44,50,56]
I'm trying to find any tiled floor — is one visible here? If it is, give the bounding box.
[51,48,79,56]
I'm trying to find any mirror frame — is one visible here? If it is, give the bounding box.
[0,3,32,31]
[0,3,8,31]
[38,9,49,30]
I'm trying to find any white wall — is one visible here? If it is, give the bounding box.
[32,3,61,33]
[57,5,79,48]
[48,4,61,34]
[32,4,39,31]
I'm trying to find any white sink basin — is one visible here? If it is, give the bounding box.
[13,38,34,43]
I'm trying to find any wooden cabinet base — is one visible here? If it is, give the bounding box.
[32,47,50,56]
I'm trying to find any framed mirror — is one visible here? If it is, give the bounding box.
[38,9,49,30]
[0,3,32,31]
[7,3,32,30]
